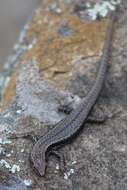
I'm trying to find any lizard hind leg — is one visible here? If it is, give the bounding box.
[87,113,108,123]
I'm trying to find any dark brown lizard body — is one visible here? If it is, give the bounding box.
[31,12,116,176]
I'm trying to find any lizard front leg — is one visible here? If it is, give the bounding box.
[87,112,108,123]
[58,103,108,124]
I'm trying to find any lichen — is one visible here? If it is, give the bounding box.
[87,0,121,20]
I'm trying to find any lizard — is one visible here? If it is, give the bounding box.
[31,11,116,176]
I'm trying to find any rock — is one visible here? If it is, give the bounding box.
[0,0,127,190]
[0,169,26,190]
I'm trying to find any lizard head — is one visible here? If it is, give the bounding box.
[33,158,46,176]
[31,150,46,177]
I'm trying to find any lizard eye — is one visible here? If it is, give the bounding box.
[36,159,41,167]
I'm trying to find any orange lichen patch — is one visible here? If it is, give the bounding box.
[24,5,108,89]
[1,0,110,107]
[1,71,17,107]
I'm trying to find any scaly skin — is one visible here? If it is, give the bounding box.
[31,12,116,176]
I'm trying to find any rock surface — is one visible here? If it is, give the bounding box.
[0,0,127,189]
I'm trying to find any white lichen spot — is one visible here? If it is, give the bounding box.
[64,173,69,180]
[6,153,11,157]
[0,159,11,169]
[19,160,23,163]
[28,44,33,50]
[68,168,75,175]
[111,0,121,5]
[14,44,19,50]
[56,163,60,170]
[0,146,5,155]
[27,38,37,50]
[5,128,12,134]
[86,2,91,8]
[0,138,12,145]
[4,112,11,117]
[0,159,21,173]
[0,76,5,87]
[0,138,3,144]
[16,110,22,114]
[4,76,10,89]
[21,149,24,153]
[10,164,20,173]
[49,2,62,14]
[72,160,77,165]
[55,8,62,14]
[114,144,127,152]
[87,0,121,20]
[24,179,33,187]
[64,168,75,180]
[3,139,12,145]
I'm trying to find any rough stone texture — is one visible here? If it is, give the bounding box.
[0,0,127,189]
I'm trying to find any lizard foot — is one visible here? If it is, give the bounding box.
[87,113,108,123]
[8,131,39,143]
[87,109,121,124]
